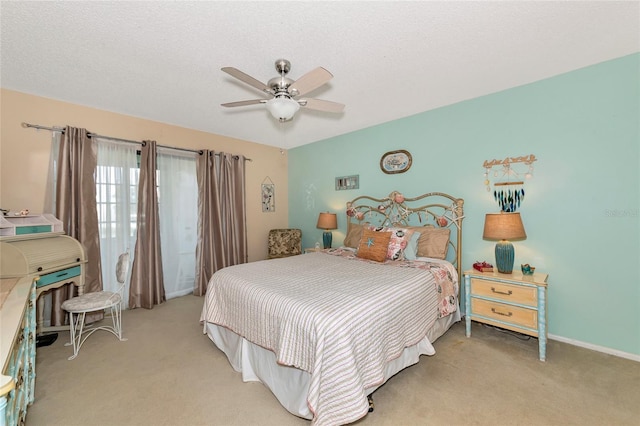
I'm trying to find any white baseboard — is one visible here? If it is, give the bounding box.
[548,333,640,362]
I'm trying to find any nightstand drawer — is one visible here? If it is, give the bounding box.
[471,278,537,307]
[471,298,538,329]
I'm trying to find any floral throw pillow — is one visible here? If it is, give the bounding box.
[368,226,415,261]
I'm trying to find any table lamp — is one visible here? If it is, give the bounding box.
[483,212,526,274]
[316,212,338,249]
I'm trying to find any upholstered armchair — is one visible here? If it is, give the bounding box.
[267,229,302,259]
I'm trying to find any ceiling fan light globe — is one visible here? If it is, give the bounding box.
[266,97,299,122]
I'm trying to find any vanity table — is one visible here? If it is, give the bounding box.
[0,215,87,424]
[1,276,36,426]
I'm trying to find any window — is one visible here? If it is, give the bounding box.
[96,162,138,239]
[51,137,199,307]
[156,148,198,299]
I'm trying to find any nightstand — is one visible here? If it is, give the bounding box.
[304,247,322,253]
[464,269,549,361]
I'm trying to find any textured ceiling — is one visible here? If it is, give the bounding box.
[1,1,638,149]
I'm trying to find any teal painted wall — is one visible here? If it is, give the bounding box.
[288,53,639,356]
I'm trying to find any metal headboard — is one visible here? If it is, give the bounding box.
[346,191,465,282]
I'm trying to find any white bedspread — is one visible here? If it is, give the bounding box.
[200,252,451,426]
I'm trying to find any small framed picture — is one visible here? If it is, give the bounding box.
[380,150,412,174]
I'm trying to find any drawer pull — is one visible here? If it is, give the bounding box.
[491,308,513,317]
[491,287,513,296]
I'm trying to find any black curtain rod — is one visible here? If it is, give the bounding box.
[21,122,252,161]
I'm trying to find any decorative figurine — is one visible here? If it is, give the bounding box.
[521,264,536,275]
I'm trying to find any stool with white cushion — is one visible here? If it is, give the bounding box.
[61,251,129,360]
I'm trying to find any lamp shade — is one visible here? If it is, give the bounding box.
[483,212,526,274]
[483,212,526,241]
[316,212,337,230]
[266,97,300,122]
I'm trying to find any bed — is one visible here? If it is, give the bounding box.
[200,191,464,426]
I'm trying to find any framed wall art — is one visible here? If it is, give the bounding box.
[261,177,275,212]
[335,175,359,191]
[380,150,412,174]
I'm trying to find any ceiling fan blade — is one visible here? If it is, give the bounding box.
[299,98,345,113]
[288,67,333,97]
[221,67,272,94]
[221,99,267,108]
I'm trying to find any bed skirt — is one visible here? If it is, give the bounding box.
[205,309,461,420]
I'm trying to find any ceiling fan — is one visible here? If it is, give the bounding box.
[221,59,345,122]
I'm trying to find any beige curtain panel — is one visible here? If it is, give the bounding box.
[52,126,103,326]
[129,140,166,309]
[195,151,248,296]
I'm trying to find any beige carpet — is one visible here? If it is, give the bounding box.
[26,294,639,426]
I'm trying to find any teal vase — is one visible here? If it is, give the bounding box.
[322,231,332,249]
[495,240,514,273]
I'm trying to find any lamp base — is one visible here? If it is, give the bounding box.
[495,240,515,273]
[322,231,333,249]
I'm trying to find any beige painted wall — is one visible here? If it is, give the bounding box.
[0,89,288,262]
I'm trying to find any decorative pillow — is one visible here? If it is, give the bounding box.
[408,226,451,260]
[343,223,367,248]
[356,228,392,262]
[403,231,421,261]
[115,251,130,284]
[368,226,415,261]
